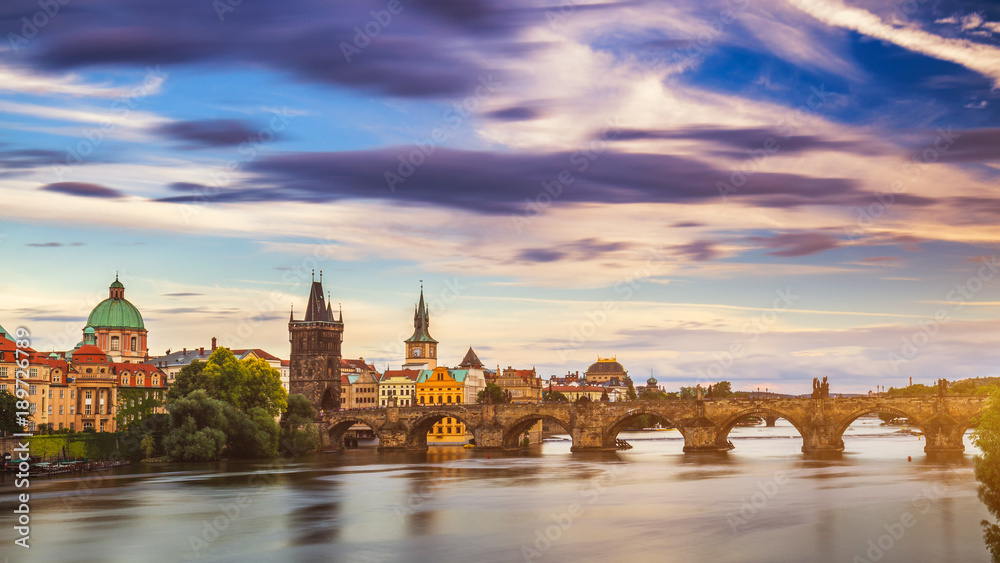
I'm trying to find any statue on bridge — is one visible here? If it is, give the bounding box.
[938,378,948,397]
[696,384,704,401]
[811,377,830,399]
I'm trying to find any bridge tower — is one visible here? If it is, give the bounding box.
[403,283,438,369]
[289,272,344,413]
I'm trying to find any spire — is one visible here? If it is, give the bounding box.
[304,279,326,322]
[405,282,437,344]
[326,292,334,322]
[289,304,294,322]
[338,302,343,323]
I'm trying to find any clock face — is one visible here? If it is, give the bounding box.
[412,348,422,357]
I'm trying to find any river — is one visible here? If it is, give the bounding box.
[3,417,993,562]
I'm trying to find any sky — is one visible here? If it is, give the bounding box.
[1,0,999,394]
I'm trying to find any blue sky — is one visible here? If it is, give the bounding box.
[2,0,1000,393]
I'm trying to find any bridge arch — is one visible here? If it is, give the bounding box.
[834,405,926,440]
[501,414,573,449]
[406,410,477,449]
[327,417,382,448]
[603,408,684,449]
[714,407,807,449]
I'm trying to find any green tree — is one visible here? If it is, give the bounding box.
[712,381,733,398]
[972,390,1000,561]
[626,380,637,401]
[204,349,287,417]
[640,388,668,400]
[0,391,28,435]
[281,394,319,456]
[478,382,507,404]
[165,360,212,403]
[544,390,569,402]
[225,405,280,459]
[163,390,229,461]
[116,388,164,428]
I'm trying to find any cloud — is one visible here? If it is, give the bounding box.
[516,248,566,263]
[0,149,64,169]
[162,292,204,297]
[10,0,537,99]
[789,0,1000,87]
[40,182,125,199]
[673,239,721,261]
[26,242,85,247]
[155,119,267,148]
[612,126,886,156]
[155,147,868,214]
[750,232,840,257]
[486,105,545,121]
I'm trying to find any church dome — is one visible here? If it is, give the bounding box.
[585,356,626,375]
[87,278,145,330]
[647,376,658,386]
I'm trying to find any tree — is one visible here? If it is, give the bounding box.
[478,382,507,404]
[626,380,637,401]
[225,405,280,459]
[281,394,319,456]
[117,388,164,428]
[713,381,733,398]
[166,349,287,417]
[0,391,27,435]
[973,389,1000,561]
[544,390,569,402]
[640,388,668,401]
[163,390,229,461]
[166,360,211,403]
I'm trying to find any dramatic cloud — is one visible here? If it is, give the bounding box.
[156,119,265,148]
[751,232,841,257]
[156,147,875,214]
[40,182,125,199]
[0,149,64,169]
[673,240,721,261]
[612,126,885,157]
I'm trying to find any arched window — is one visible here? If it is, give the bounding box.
[420,396,425,404]
[110,336,120,351]
[436,395,442,404]
[130,337,137,351]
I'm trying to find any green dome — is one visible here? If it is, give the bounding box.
[110,279,125,289]
[87,297,145,329]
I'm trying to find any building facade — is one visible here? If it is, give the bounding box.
[416,367,470,444]
[289,276,344,412]
[379,369,419,407]
[87,276,149,363]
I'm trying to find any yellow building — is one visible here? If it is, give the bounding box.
[416,367,469,444]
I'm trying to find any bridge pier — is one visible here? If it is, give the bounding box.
[375,423,413,452]
[684,426,730,452]
[473,424,507,451]
[922,426,966,454]
[764,415,778,427]
[800,425,844,454]
[570,427,615,452]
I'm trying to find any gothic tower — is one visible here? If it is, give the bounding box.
[289,273,344,413]
[403,284,438,369]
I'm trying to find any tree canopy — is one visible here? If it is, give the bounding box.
[973,390,1000,560]
[166,349,287,417]
[0,391,27,435]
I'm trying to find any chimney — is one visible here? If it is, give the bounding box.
[183,347,187,354]
[199,347,204,355]
[211,337,217,351]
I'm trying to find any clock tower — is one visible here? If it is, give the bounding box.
[403,284,438,369]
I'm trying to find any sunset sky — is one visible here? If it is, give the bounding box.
[1,0,999,394]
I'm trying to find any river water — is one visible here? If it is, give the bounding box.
[3,417,994,563]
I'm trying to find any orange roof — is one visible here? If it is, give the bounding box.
[381,369,420,381]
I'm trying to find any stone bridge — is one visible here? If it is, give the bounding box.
[322,396,989,454]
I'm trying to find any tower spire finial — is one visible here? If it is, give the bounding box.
[320,270,323,282]
[312,269,315,282]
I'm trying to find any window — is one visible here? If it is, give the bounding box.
[130,337,137,351]
[100,421,106,432]
[29,368,37,378]
[29,402,36,413]
[28,422,36,431]
[153,376,159,386]
[70,405,75,415]
[0,367,6,377]
[59,405,64,415]
[29,385,37,395]
[85,404,92,415]
[0,384,6,392]
[137,375,144,385]
[446,427,452,434]
[71,390,76,399]
[60,389,64,398]
[122,376,128,385]
[85,390,92,399]
[420,396,425,404]
[48,405,52,415]
[58,423,63,430]
[83,422,93,430]
[110,336,120,351]
[48,389,52,398]
[53,373,60,383]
